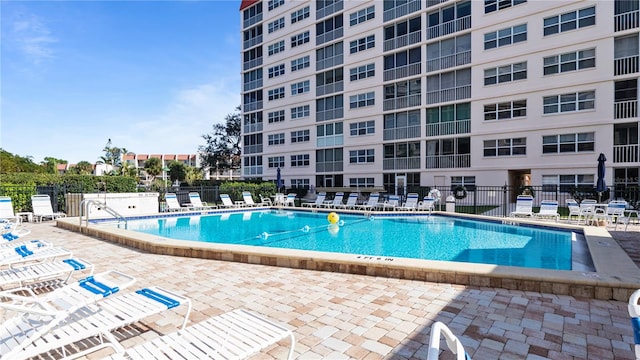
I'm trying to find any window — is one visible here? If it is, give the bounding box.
[544,6,595,36]
[543,174,594,192]
[426,68,471,104]
[451,176,475,188]
[542,132,595,153]
[291,6,310,23]
[291,154,310,167]
[268,40,285,56]
[243,111,263,133]
[483,138,526,157]
[268,156,285,168]
[543,91,595,114]
[316,42,344,71]
[316,68,344,96]
[544,48,596,75]
[484,62,527,85]
[350,63,375,81]
[268,110,285,123]
[427,1,471,39]
[316,94,344,121]
[291,80,310,95]
[349,149,375,164]
[268,17,285,33]
[291,130,310,143]
[291,31,310,47]
[316,0,343,18]
[316,14,344,45]
[426,102,471,136]
[484,0,526,14]
[426,137,471,169]
[291,178,310,188]
[243,25,263,50]
[243,155,263,176]
[350,6,375,26]
[243,133,263,154]
[268,87,285,101]
[350,35,375,54]
[349,92,375,109]
[243,68,263,91]
[350,178,375,187]
[268,133,285,145]
[243,90,263,112]
[243,47,263,70]
[383,0,421,22]
[243,2,263,28]
[291,56,310,72]
[484,100,527,121]
[268,64,285,78]
[384,78,421,110]
[426,33,471,72]
[484,24,527,50]
[268,0,284,11]
[316,148,344,173]
[350,120,375,136]
[384,110,421,140]
[317,122,344,147]
[291,105,310,119]
[383,46,421,80]
[384,15,421,47]
[383,141,421,170]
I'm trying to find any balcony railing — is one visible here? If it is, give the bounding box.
[243,35,262,50]
[426,0,450,9]
[316,28,343,46]
[383,31,421,52]
[383,94,421,111]
[317,135,344,147]
[243,57,263,71]
[243,144,263,155]
[243,14,262,29]
[243,79,263,92]
[615,10,640,32]
[383,63,421,81]
[383,157,421,170]
[316,162,344,173]
[316,108,344,122]
[427,51,471,72]
[243,166,263,176]
[427,85,471,104]
[614,144,639,163]
[316,1,343,20]
[427,16,471,40]
[426,119,471,137]
[614,99,638,119]
[614,55,639,76]
[243,123,263,134]
[316,54,344,72]
[425,154,471,169]
[383,125,421,141]
[316,81,344,97]
[383,0,421,22]
[243,100,263,112]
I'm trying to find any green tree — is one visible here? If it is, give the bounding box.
[71,161,94,175]
[168,161,186,183]
[41,157,67,174]
[0,149,45,173]
[184,166,204,185]
[144,157,163,181]
[98,139,128,175]
[199,105,241,175]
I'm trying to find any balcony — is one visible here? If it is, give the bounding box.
[615,10,640,32]
[316,54,344,72]
[243,78,263,92]
[243,144,263,154]
[383,63,421,82]
[425,154,471,169]
[383,0,421,22]
[316,28,343,46]
[316,1,343,20]
[383,31,421,52]
[243,123,263,134]
[243,14,262,29]
[613,144,639,163]
[316,108,344,122]
[243,166,263,176]
[316,162,344,173]
[614,55,639,76]
[427,16,471,40]
[427,85,471,104]
[383,94,421,111]
[243,57,263,71]
[243,101,263,112]
[383,125,421,141]
[316,81,344,97]
[615,100,638,119]
[426,119,471,137]
[427,51,471,72]
[243,35,262,50]
[382,157,420,170]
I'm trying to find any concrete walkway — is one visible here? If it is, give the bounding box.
[11,222,639,359]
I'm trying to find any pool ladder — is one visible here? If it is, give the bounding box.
[79,199,128,232]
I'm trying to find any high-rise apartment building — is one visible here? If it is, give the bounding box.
[239,0,640,195]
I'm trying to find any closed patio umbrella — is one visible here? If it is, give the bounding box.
[596,153,607,203]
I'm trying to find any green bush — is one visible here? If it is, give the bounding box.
[219,181,276,201]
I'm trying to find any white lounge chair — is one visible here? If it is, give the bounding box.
[284,193,297,207]
[427,321,471,360]
[335,193,359,209]
[592,200,627,227]
[399,193,419,211]
[1,280,191,360]
[0,196,21,233]
[242,191,258,207]
[1,228,32,244]
[534,200,560,222]
[1,242,72,268]
[0,257,94,290]
[566,199,582,223]
[220,193,241,208]
[578,199,598,225]
[31,194,66,222]
[259,194,273,206]
[509,195,534,218]
[105,309,295,360]
[628,289,640,360]
[418,196,436,213]
[322,192,344,208]
[355,193,381,211]
[302,192,326,208]
[187,192,217,210]
[165,193,189,212]
[381,195,400,211]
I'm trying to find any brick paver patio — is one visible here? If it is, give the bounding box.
[12,222,639,359]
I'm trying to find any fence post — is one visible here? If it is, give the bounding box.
[503,183,508,217]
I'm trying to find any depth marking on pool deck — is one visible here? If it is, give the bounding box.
[356,256,395,262]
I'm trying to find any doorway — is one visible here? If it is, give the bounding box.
[395,175,407,197]
[508,169,531,202]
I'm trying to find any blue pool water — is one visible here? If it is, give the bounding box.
[121,210,576,270]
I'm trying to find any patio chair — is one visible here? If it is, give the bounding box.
[259,194,273,206]
[302,192,326,208]
[284,193,297,207]
[165,193,189,212]
[426,321,471,360]
[509,195,534,218]
[533,200,560,222]
[242,191,258,207]
[355,193,381,211]
[0,257,94,290]
[1,227,32,244]
[1,280,191,360]
[1,242,72,268]
[335,193,359,209]
[399,193,419,211]
[566,199,582,223]
[321,192,344,208]
[629,289,640,360]
[578,199,598,225]
[418,196,436,213]
[0,196,21,233]
[381,195,400,211]
[185,192,216,210]
[104,309,295,360]
[31,194,66,222]
[219,193,241,208]
[592,200,627,227]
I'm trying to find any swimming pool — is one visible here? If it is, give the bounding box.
[120,210,578,270]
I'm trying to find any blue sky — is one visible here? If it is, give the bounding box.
[1,0,241,164]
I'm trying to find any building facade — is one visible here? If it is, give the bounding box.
[239,0,640,195]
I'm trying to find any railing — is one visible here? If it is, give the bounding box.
[243,78,263,92]
[615,10,640,32]
[614,99,638,119]
[316,108,344,122]
[383,0,421,22]
[383,125,421,141]
[427,51,471,72]
[316,28,343,46]
[243,35,262,50]
[614,144,640,163]
[316,81,344,97]
[425,154,471,169]
[427,85,471,104]
[426,119,471,137]
[383,94,421,111]
[243,57,263,71]
[316,54,344,72]
[383,63,421,81]
[243,100,263,112]
[614,55,639,76]
[316,1,343,20]
[427,16,471,40]
[243,122,263,134]
[79,199,127,232]
[383,31,421,52]
[382,157,421,170]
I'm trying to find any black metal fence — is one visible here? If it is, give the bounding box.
[1,184,638,217]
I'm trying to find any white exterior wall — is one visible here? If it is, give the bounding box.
[240,0,640,190]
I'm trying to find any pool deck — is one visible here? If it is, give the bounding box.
[12,219,639,359]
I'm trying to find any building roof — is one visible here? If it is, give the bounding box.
[240,0,259,11]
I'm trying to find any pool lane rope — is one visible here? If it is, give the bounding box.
[239,218,370,246]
